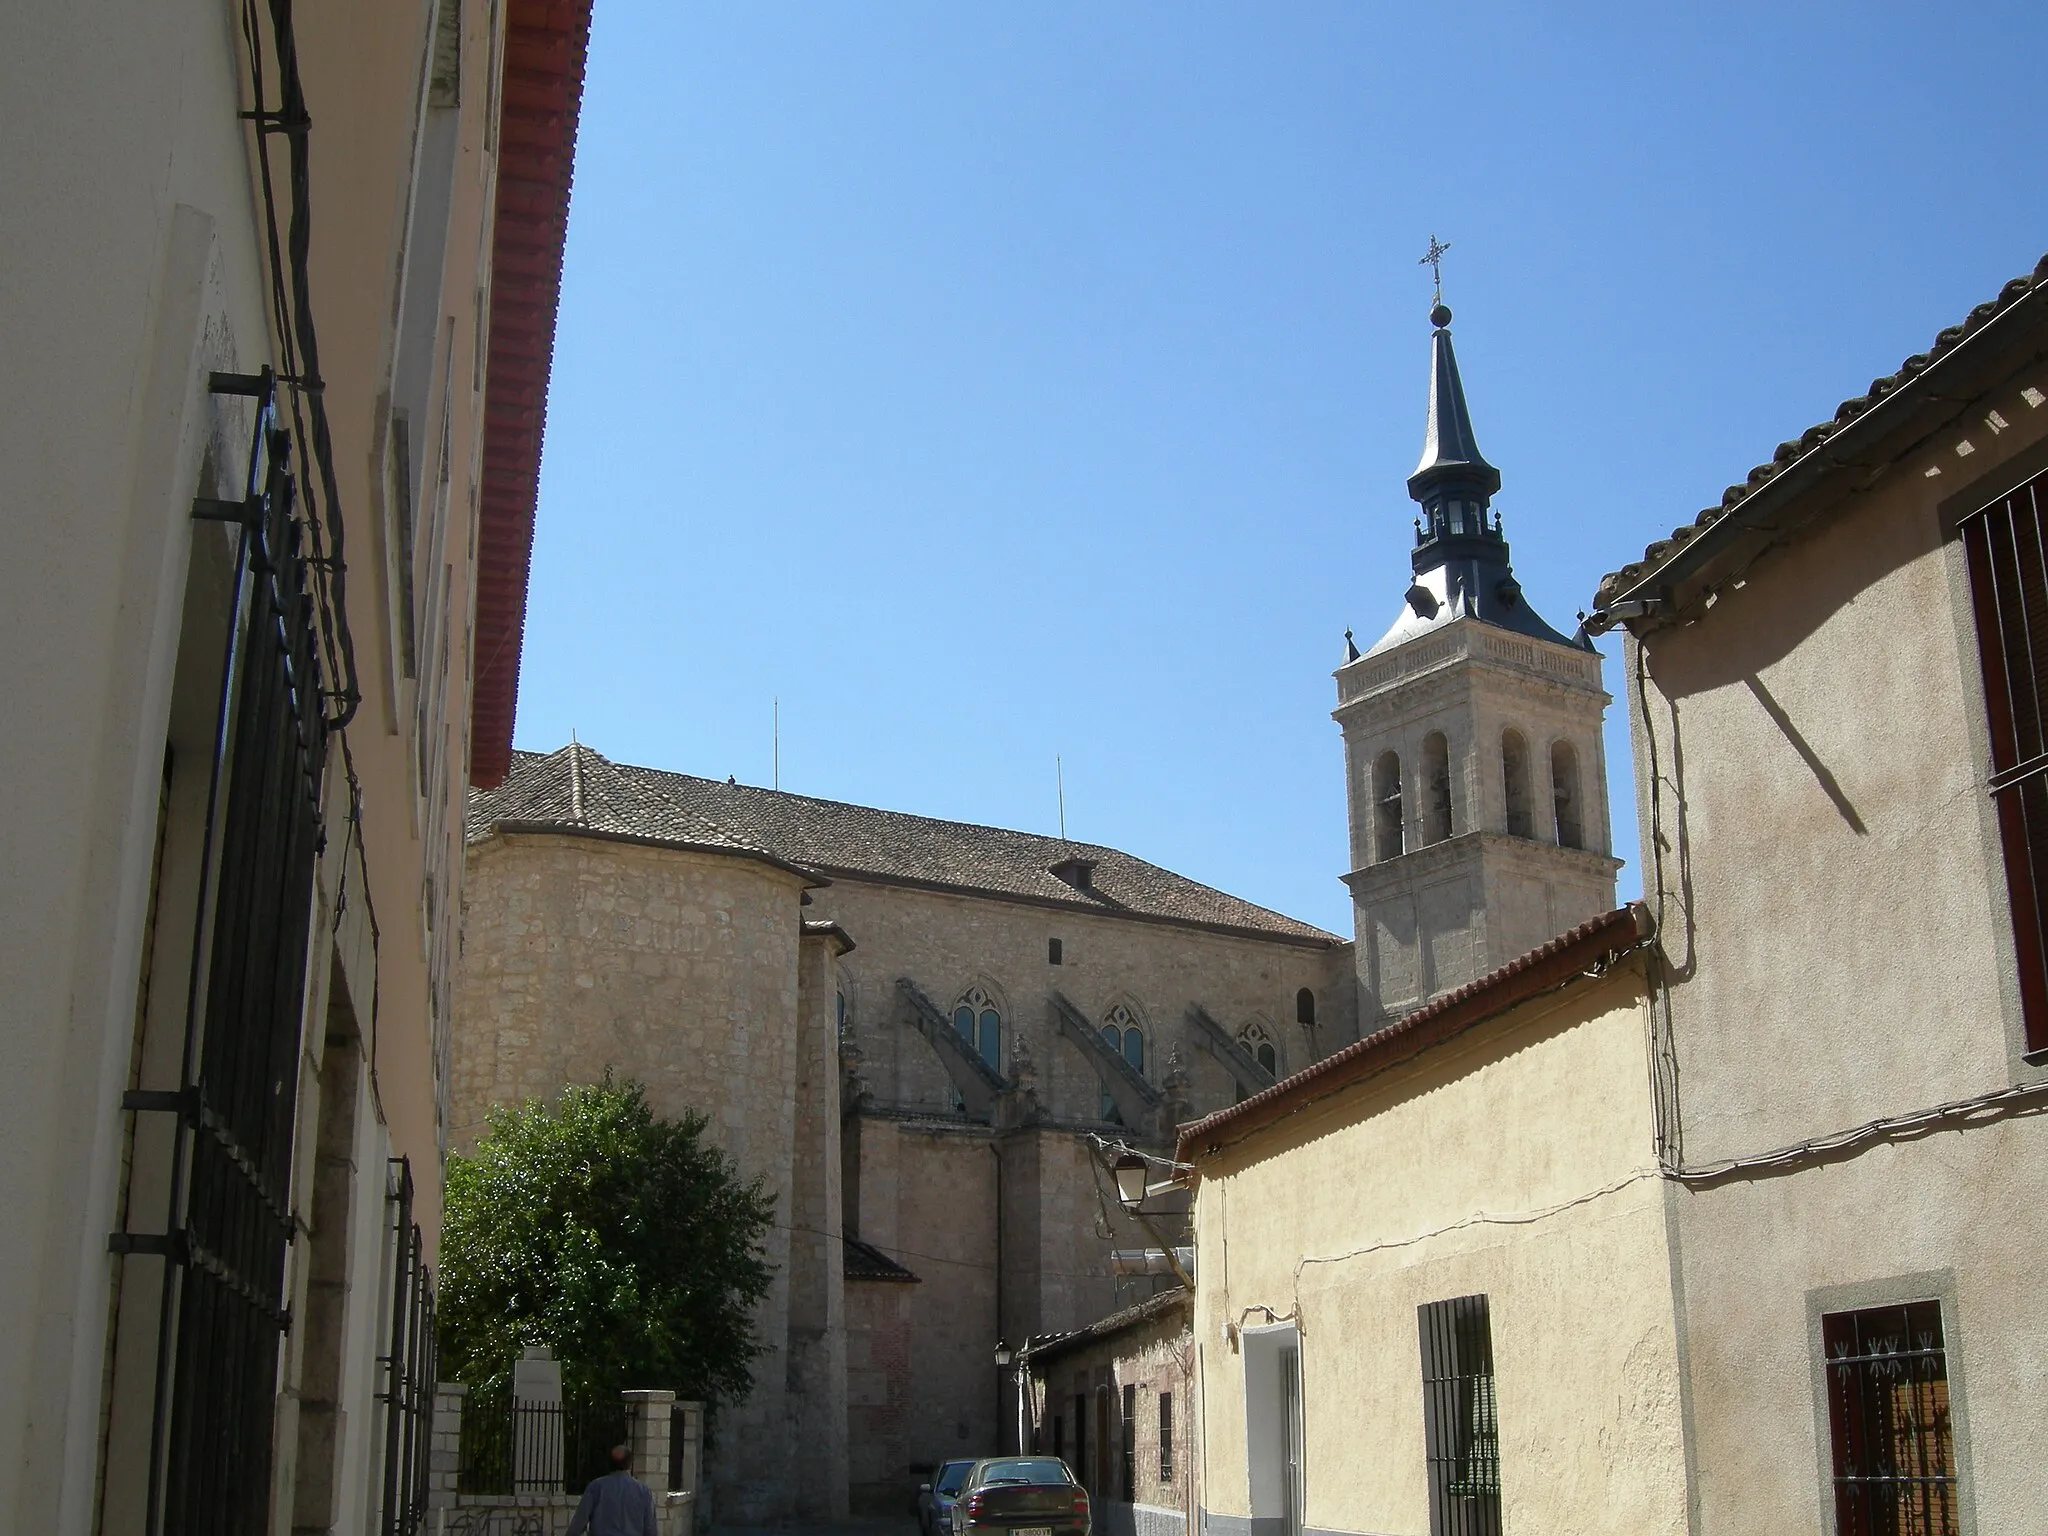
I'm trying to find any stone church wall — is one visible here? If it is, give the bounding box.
[822,877,1354,1123]
[451,832,818,1521]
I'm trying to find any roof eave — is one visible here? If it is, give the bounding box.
[809,865,1345,950]
[1177,903,1654,1166]
[1588,278,2048,634]
[478,819,830,888]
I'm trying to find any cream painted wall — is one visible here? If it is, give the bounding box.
[1190,967,1686,1536]
[0,2,510,1528]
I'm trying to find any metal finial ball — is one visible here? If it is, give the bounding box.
[1430,302,1453,329]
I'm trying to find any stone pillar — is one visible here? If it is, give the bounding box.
[622,1389,675,1491]
[429,1382,466,1509]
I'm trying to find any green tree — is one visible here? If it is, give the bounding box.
[437,1077,775,1405]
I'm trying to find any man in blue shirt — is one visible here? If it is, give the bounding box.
[566,1445,660,1536]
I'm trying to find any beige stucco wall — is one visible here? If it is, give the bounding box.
[1190,966,1686,1536]
[0,3,503,1531]
[1629,365,2048,1535]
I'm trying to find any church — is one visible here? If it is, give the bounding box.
[449,297,1617,1520]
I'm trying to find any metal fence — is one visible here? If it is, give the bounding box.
[458,1396,629,1496]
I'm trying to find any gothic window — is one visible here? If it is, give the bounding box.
[1550,740,1584,850]
[1502,729,1533,839]
[1422,730,1454,844]
[1374,751,1405,861]
[952,985,1001,1073]
[1100,1002,1144,1121]
[1295,988,1316,1029]
[1238,1021,1279,1079]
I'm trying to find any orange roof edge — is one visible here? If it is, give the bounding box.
[469,0,595,790]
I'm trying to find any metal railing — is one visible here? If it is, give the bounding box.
[458,1397,628,1496]
[380,1160,436,1536]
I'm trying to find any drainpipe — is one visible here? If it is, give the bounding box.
[991,1141,1005,1451]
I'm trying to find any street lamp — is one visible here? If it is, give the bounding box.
[995,1341,1025,1452]
[1113,1150,1149,1208]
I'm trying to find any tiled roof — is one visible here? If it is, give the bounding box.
[1593,253,2048,614]
[469,743,761,853]
[618,761,1338,943]
[468,743,1341,946]
[843,1233,919,1283]
[1178,903,1654,1163]
[1023,1287,1190,1368]
[471,0,596,789]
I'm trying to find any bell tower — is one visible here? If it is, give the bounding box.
[1335,297,1619,1025]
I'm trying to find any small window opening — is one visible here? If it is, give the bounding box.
[1502,730,1533,839]
[1295,988,1316,1028]
[1373,751,1404,862]
[1048,937,1063,966]
[1418,1294,1501,1532]
[1551,740,1584,849]
[1422,731,1453,844]
[1822,1301,1958,1536]
[1158,1391,1174,1483]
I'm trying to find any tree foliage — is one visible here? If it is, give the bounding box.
[437,1077,775,1405]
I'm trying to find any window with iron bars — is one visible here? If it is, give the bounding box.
[1158,1391,1173,1483]
[380,1158,436,1536]
[1417,1294,1501,1536]
[1959,466,2048,1053]
[1821,1301,1960,1536]
[1121,1384,1136,1502]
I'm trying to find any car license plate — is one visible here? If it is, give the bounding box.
[1015,1528,1053,1536]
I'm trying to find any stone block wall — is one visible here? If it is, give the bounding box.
[451,832,823,1521]
[823,878,1354,1126]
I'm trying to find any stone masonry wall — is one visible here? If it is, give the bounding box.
[452,832,816,1521]
[822,878,1354,1126]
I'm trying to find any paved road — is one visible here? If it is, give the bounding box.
[710,1518,918,1536]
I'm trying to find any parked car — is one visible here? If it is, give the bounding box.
[950,1456,1091,1536]
[918,1459,978,1536]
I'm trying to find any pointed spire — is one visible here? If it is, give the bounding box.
[1407,303,1500,502]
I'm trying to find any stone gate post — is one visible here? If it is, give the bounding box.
[622,1389,675,1491]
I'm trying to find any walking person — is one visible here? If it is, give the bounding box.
[566,1445,660,1536]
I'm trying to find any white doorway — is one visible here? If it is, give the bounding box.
[1242,1325,1305,1536]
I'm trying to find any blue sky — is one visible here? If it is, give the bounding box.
[517,1,2046,935]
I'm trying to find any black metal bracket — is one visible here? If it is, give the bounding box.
[239,108,311,137]
[207,371,270,398]
[191,496,261,524]
[122,1086,201,1119]
[108,1230,188,1262]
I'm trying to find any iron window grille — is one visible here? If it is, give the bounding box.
[110,368,330,1536]
[1121,1383,1136,1502]
[1960,468,2048,1053]
[1822,1301,1960,1536]
[1158,1391,1173,1483]
[1417,1294,1502,1536]
[380,1158,437,1536]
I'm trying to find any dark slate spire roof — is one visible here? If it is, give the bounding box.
[1407,304,1501,501]
[1364,304,1588,658]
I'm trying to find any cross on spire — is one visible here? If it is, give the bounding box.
[1419,234,1451,306]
